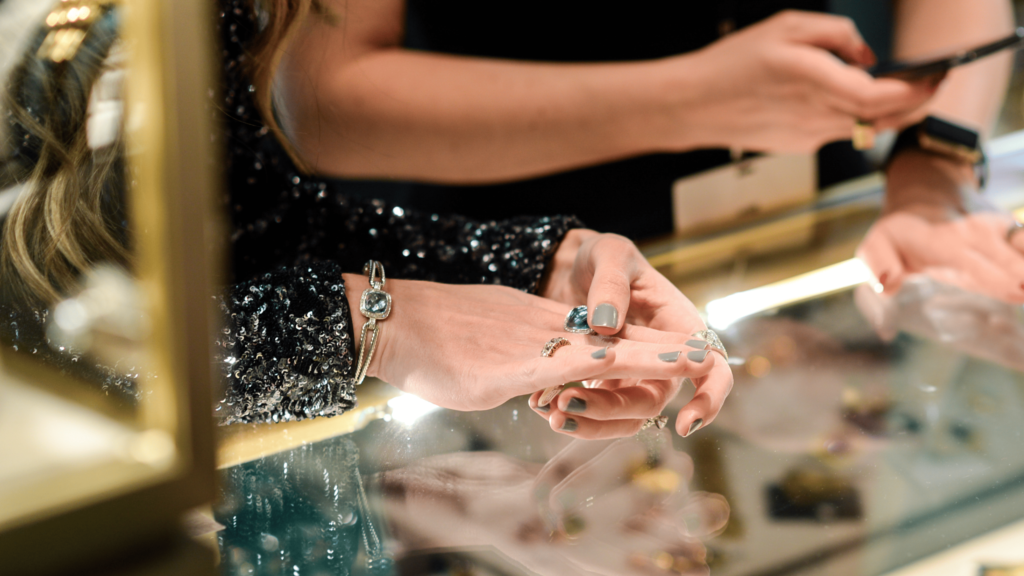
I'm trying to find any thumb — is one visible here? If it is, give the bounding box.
[586,259,633,336]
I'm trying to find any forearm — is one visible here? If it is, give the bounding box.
[893,0,1013,134]
[278,49,692,183]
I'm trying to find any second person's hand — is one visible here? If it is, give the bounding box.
[654,10,941,153]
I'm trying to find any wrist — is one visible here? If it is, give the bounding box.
[884,149,986,217]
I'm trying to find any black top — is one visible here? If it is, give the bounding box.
[0,0,583,425]
[385,0,839,240]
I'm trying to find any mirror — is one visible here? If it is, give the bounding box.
[0,0,218,570]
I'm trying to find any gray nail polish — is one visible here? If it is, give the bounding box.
[591,347,607,359]
[591,303,618,328]
[566,398,587,413]
[536,404,550,413]
[687,350,709,362]
[658,351,681,362]
[561,418,579,432]
[685,418,704,437]
[685,339,708,349]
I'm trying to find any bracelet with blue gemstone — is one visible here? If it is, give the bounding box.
[354,260,391,386]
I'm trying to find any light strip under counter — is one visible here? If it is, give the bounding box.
[702,204,1024,331]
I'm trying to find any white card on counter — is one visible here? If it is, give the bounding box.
[672,153,816,234]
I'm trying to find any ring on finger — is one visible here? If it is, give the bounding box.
[640,415,669,431]
[852,120,875,151]
[692,329,728,361]
[538,337,572,407]
[564,305,598,335]
[1007,221,1024,243]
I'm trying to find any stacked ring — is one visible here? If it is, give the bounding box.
[692,329,728,360]
[538,337,572,407]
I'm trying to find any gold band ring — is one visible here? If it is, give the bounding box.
[538,337,572,407]
[852,120,876,151]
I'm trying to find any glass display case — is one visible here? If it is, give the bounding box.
[210,136,1024,575]
[2,1,1024,575]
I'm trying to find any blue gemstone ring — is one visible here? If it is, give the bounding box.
[564,305,597,335]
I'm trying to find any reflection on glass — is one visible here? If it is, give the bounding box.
[216,422,729,576]
[0,1,141,412]
[214,280,1024,576]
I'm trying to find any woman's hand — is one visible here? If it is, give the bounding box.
[540,229,733,438]
[858,151,1024,303]
[658,10,940,153]
[346,276,717,419]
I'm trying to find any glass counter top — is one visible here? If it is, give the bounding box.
[211,137,1024,576]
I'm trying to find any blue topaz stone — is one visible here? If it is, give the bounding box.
[564,305,596,334]
[360,289,391,320]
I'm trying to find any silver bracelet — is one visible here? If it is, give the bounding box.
[354,260,391,386]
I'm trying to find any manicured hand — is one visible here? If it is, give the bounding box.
[661,10,940,153]
[348,276,718,413]
[858,150,1024,303]
[859,209,1024,302]
[541,229,733,438]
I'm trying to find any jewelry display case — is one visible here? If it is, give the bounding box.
[210,133,1024,575]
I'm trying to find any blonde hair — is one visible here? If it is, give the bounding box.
[248,0,334,174]
[0,8,130,306]
[0,0,333,306]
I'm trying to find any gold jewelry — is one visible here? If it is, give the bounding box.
[852,120,876,151]
[353,261,391,386]
[39,0,108,63]
[538,337,572,407]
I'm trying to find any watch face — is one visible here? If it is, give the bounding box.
[360,289,391,320]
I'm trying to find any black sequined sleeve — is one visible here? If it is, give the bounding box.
[215,261,358,425]
[215,0,585,425]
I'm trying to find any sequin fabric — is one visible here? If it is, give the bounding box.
[213,0,583,424]
[0,0,582,424]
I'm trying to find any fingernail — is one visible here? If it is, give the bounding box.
[591,347,607,359]
[566,398,587,413]
[561,418,578,432]
[658,351,681,362]
[685,418,704,437]
[687,350,709,362]
[591,303,618,328]
[536,404,550,413]
[685,339,707,349]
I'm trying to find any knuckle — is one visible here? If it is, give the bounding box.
[775,10,802,26]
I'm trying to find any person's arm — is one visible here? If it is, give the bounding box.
[277,4,936,183]
[857,0,1024,302]
[883,0,1014,216]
